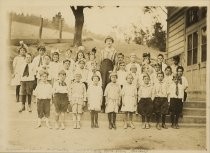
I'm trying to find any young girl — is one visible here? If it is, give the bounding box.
[168,74,184,129]
[141,53,154,75]
[69,73,86,129]
[126,53,141,74]
[75,50,86,69]
[65,49,75,72]
[87,61,102,87]
[19,53,35,113]
[85,47,97,71]
[104,72,121,129]
[121,73,137,129]
[11,42,27,102]
[138,73,153,129]
[153,71,169,130]
[100,36,117,112]
[37,55,52,84]
[34,70,53,129]
[130,64,140,89]
[87,74,103,128]
[51,51,62,84]
[53,70,69,130]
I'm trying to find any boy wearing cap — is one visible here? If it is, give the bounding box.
[53,70,69,130]
[69,73,87,129]
[104,71,121,129]
[19,53,35,113]
[126,53,141,74]
[34,70,53,129]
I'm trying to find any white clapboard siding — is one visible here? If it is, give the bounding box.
[168,14,185,58]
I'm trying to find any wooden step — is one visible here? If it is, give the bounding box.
[184,101,206,108]
[182,108,206,116]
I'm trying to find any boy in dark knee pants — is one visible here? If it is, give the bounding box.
[153,71,169,130]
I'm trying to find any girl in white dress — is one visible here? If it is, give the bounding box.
[87,74,103,128]
[11,42,27,102]
[121,73,137,129]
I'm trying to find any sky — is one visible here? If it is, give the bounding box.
[3,0,167,39]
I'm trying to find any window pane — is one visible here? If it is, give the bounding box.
[193,32,198,48]
[193,48,198,64]
[188,34,192,50]
[201,44,207,62]
[201,7,207,19]
[187,50,192,65]
[201,27,207,44]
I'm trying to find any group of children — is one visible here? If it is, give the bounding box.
[11,37,188,130]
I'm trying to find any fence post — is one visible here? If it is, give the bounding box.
[39,17,43,39]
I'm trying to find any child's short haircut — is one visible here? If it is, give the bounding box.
[37,45,46,51]
[58,70,66,75]
[63,59,71,64]
[130,64,137,70]
[172,74,180,80]
[154,63,161,67]
[119,61,125,65]
[143,73,150,80]
[165,65,172,71]
[26,52,32,57]
[157,71,164,77]
[109,71,118,79]
[66,49,73,53]
[39,70,49,76]
[52,52,59,57]
[78,59,86,64]
[173,55,180,63]
[91,74,100,81]
[118,52,124,57]
[158,54,164,58]
[44,54,51,60]
[126,73,134,80]
[176,66,184,72]
[18,46,27,53]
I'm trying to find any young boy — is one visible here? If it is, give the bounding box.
[53,70,69,130]
[19,53,35,113]
[171,55,180,75]
[65,49,75,72]
[32,45,46,88]
[69,73,87,129]
[176,66,188,102]
[114,53,125,71]
[153,71,169,130]
[157,54,167,72]
[168,74,184,129]
[74,59,88,89]
[126,53,141,74]
[150,63,161,85]
[34,70,53,129]
[138,73,153,129]
[164,66,173,91]
[104,72,121,129]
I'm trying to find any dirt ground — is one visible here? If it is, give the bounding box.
[0,89,207,152]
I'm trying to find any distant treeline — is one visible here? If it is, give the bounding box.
[10,12,74,33]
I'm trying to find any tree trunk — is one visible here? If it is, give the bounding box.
[71,6,84,47]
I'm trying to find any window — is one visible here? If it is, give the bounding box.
[186,7,199,27]
[200,7,207,19]
[201,26,207,62]
[187,32,198,66]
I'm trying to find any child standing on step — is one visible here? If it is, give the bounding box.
[104,72,121,129]
[53,70,69,130]
[168,74,184,129]
[34,70,53,129]
[153,71,169,130]
[138,73,153,129]
[87,74,103,128]
[121,73,137,129]
[69,73,87,129]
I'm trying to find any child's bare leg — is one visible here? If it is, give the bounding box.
[90,110,94,128]
[73,113,77,129]
[129,112,135,129]
[112,112,116,129]
[124,112,128,129]
[95,111,99,128]
[60,112,65,130]
[141,115,146,129]
[55,112,60,129]
[108,113,112,129]
[77,113,81,129]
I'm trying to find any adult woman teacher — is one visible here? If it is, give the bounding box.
[100,36,117,112]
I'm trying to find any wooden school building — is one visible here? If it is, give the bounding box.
[166,7,207,100]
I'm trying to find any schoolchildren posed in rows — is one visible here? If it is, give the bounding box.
[11,38,188,130]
